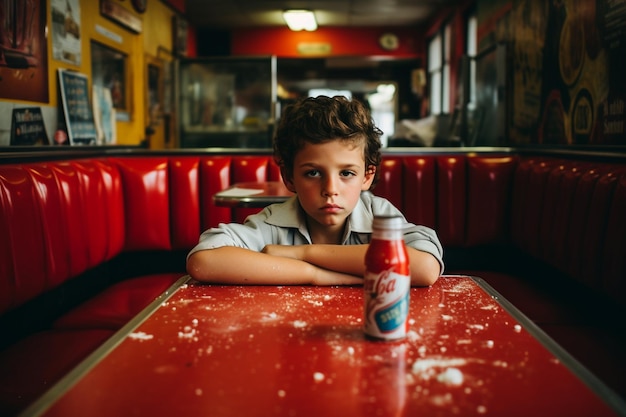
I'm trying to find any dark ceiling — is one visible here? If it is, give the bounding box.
[183,0,458,30]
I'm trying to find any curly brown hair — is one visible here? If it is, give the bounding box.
[273,95,383,189]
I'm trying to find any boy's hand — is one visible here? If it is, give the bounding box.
[261,245,362,286]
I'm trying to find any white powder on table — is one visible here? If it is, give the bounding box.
[436,368,464,386]
[129,332,153,341]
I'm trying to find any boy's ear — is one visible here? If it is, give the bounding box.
[362,165,376,190]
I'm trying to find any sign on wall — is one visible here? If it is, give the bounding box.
[10,107,49,146]
[58,69,97,145]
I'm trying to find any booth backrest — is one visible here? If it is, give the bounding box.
[0,155,281,315]
[0,159,124,315]
[375,154,626,300]
[376,154,518,247]
[1,152,625,316]
[509,157,626,299]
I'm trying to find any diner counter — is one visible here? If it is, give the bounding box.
[20,275,626,417]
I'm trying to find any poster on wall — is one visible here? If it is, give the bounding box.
[58,69,97,145]
[51,0,82,65]
[92,85,117,145]
[0,0,49,102]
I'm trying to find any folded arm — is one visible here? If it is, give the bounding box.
[186,246,363,286]
[262,244,441,286]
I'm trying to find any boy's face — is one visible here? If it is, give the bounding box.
[283,140,375,239]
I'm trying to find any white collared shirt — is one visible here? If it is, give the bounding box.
[188,191,444,272]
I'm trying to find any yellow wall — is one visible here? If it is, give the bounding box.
[2,0,179,148]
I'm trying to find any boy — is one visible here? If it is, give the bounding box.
[186,96,443,286]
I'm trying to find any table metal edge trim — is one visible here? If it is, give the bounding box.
[465,275,626,416]
[212,194,290,208]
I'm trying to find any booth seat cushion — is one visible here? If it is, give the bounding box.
[53,273,183,330]
[539,323,626,398]
[0,328,115,417]
[456,270,586,325]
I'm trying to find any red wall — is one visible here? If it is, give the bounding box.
[165,0,185,13]
[231,27,424,58]
[187,25,197,57]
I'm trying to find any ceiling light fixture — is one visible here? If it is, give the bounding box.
[283,10,317,31]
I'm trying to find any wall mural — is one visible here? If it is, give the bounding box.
[506,0,625,146]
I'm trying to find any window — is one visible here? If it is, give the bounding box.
[308,89,352,99]
[428,33,442,114]
[443,22,451,114]
[427,21,452,115]
[466,12,478,108]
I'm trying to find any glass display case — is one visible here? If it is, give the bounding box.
[177,56,276,148]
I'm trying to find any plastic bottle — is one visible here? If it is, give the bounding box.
[363,215,410,340]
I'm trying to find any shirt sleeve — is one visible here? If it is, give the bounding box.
[186,211,273,259]
[404,224,445,275]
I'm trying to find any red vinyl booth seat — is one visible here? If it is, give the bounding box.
[1,151,625,415]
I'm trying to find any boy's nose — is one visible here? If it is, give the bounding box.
[322,177,339,196]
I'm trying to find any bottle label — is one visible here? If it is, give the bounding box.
[364,269,410,340]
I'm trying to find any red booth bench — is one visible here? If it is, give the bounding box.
[1,149,625,415]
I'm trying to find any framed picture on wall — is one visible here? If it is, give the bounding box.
[91,41,130,121]
[51,0,81,65]
[156,46,176,145]
[0,0,49,102]
[100,0,143,33]
[145,55,163,128]
[157,46,174,115]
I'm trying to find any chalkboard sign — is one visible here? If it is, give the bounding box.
[10,107,49,146]
[58,69,97,145]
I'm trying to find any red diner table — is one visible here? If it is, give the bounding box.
[19,275,626,417]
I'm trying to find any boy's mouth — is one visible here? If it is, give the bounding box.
[321,203,342,213]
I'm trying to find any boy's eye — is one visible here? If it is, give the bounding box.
[302,169,356,178]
